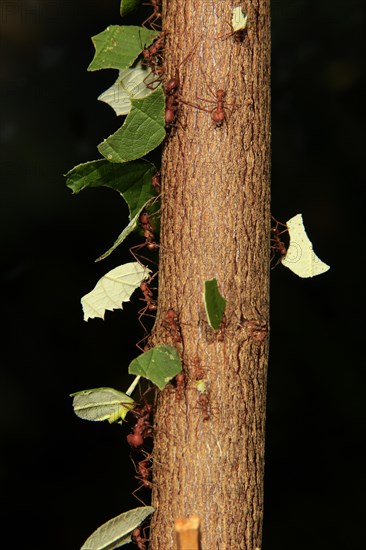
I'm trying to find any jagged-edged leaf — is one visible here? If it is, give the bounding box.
[204,278,227,330]
[81,262,151,321]
[88,26,158,71]
[129,345,182,390]
[70,387,135,423]
[98,86,165,163]
[281,214,330,278]
[65,159,156,220]
[80,506,154,550]
[98,63,154,117]
[95,200,153,262]
[120,0,140,18]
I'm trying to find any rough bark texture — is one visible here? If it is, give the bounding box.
[150,1,271,548]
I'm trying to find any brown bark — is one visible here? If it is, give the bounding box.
[150,1,271,548]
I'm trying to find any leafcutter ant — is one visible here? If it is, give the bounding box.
[271,216,288,268]
[174,372,185,401]
[184,86,235,127]
[131,527,148,550]
[136,274,158,352]
[178,60,236,127]
[164,76,180,126]
[151,170,161,194]
[164,308,182,343]
[141,30,168,89]
[127,403,153,449]
[142,0,162,31]
[129,208,160,268]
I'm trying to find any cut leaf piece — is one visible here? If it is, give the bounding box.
[81,262,151,321]
[281,214,330,278]
[95,197,158,261]
[70,387,135,423]
[204,278,227,330]
[88,26,158,71]
[232,6,248,32]
[120,0,140,18]
[98,86,165,163]
[80,506,154,550]
[65,159,156,220]
[129,345,182,390]
[98,63,154,117]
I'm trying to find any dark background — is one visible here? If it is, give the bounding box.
[1,1,364,548]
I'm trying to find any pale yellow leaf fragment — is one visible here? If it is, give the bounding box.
[81,261,151,320]
[232,6,248,33]
[281,214,330,278]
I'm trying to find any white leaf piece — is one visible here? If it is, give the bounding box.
[98,64,154,117]
[232,6,248,33]
[81,262,151,320]
[281,214,330,278]
[80,506,154,550]
[70,387,135,423]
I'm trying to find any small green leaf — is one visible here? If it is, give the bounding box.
[120,0,141,18]
[98,63,154,117]
[129,345,182,390]
[65,159,156,220]
[81,262,151,321]
[98,87,165,163]
[70,387,135,423]
[88,26,159,71]
[196,380,207,394]
[80,506,155,549]
[204,278,227,330]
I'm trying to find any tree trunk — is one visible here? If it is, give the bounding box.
[150,1,271,548]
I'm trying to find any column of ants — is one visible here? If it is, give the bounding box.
[126,6,262,547]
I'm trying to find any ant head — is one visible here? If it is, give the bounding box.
[165,308,177,321]
[217,89,226,99]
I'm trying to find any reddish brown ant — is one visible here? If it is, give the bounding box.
[142,0,162,31]
[139,210,158,250]
[132,455,154,505]
[129,209,159,267]
[136,276,158,352]
[245,319,268,343]
[131,527,147,550]
[271,216,288,267]
[174,372,185,401]
[164,76,180,126]
[151,170,161,194]
[127,403,153,449]
[192,356,205,380]
[192,88,235,127]
[164,308,182,343]
[197,392,210,421]
[141,31,168,89]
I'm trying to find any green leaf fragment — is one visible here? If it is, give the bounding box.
[65,159,156,220]
[98,86,165,163]
[80,506,154,549]
[88,26,159,71]
[81,262,151,321]
[120,0,141,18]
[70,387,135,423]
[204,278,227,330]
[129,345,182,390]
[195,380,207,394]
